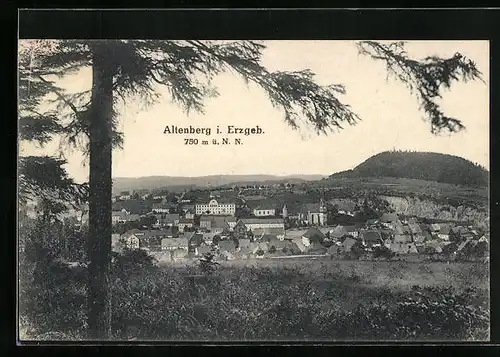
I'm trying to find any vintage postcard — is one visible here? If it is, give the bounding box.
[18,39,490,342]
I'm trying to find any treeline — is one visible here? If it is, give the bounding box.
[330,151,488,188]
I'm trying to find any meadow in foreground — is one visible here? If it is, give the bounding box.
[19,251,489,341]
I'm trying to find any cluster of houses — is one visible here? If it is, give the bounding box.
[324,213,489,260]
[61,188,486,263]
[111,203,489,262]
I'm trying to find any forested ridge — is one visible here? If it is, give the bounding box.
[329,151,488,187]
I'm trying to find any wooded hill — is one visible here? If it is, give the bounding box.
[328,151,488,188]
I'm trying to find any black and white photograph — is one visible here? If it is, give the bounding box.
[17,38,490,342]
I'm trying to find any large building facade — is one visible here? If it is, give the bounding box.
[195,199,236,216]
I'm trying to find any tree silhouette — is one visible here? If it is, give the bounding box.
[18,40,483,339]
[357,41,483,134]
[18,44,88,214]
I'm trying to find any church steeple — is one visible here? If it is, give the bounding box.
[282,203,288,219]
[319,196,326,213]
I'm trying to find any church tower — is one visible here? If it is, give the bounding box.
[319,196,327,226]
[319,197,327,213]
[282,203,288,219]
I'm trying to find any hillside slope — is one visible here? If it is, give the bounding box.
[112,174,325,193]
[329,151,488,187]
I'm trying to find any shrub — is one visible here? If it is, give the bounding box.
[373,245,395,260]
[111,249,157,277]
[198,251,219,275]
[329,286,489,340]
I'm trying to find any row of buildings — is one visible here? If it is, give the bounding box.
[112,208,488,262]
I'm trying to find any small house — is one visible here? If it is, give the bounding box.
[187,232,204,248]
[178,218,194,232]
[408,223,422,235]
[290,240,308,253]
[302,227,326,246]
[341,237,358,253]
[430,223,441,233]
[171,248,188,260]
[327,244,343,256]
[161,237,188,251]
[380,213,400,229]
[438,224,453,240]
[394,234,413,244]
[361,230,383,248]
[330,225,349,240]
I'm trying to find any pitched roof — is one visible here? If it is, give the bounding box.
[327,244,342,254]
[451,226,468,235]
[212,216,231,229]
[308,242,327,253]
[257,242,269,251]
[439,223,454,234]
[362,230,382,242]
[401,225,412,235]
[342,237,357,250]
[345,226,359,233]
[319,227,332,235]
[302,227,326,243]
[331,225,348,238]
[202,232,218,240]
[408,223,422,234]
[407,217,418,224]
[394,234,413,243]
[161,237,188,248]
[164,213,180,223]
[284,229,309,239]
[188,233,204,247]
[380,213,399,223]
[291,240,307,252]
[241,218,284,225]
[113,199,152,215]
[430,223,441,231]
[252,227,285,237]
[419,223,429,232]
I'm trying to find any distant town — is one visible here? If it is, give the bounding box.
[23,180,488,264]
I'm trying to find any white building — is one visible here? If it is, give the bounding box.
[195,199,236,216]
[253,206,276,217]
[112,209,140,224]
[239,218,285,239]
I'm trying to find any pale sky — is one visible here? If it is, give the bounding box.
[19,40,490,183]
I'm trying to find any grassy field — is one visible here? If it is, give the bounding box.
[19,253,490,341]
[217,257,489,291]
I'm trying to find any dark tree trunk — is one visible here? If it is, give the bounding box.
[87,43,116,340]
